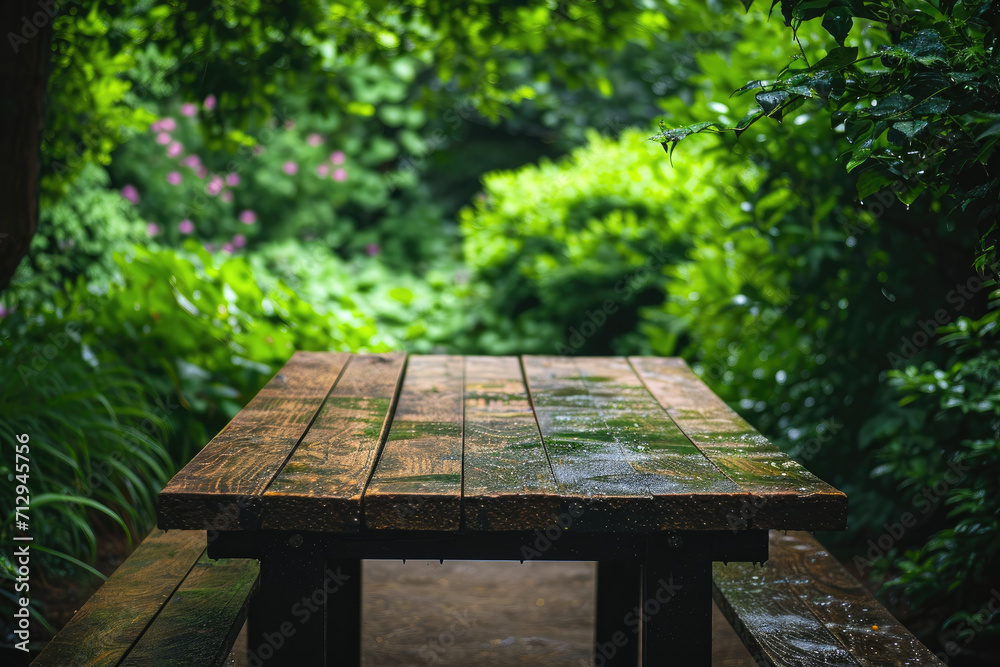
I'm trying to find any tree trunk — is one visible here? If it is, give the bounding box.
[0,0,54,293]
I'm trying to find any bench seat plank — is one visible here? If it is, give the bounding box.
[714,530,945,667]
[262,352,406,531]
[32,529,209,666]
[713,546,862,665]
[767,531,945,666]
[122,552,258,666]
[158,352,349,530]
[629,356,847,530]
[364,355,464,530]
[463,356,560,530]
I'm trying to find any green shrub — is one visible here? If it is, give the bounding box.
[459,127,761,355]
[0,311,174,631]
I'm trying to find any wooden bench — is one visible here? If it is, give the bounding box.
[32,528,258,666]
[713,530,944,666]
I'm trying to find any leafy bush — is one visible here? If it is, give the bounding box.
[459,127,761,355]
[0,311,174,631]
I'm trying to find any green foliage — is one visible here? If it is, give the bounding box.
[8,164,145,306]
[459,127,761,355]
[869,290,1000,639]
[652,0,1000,654]
[655,0,1000,274]
[51,242,384,460]
[0,311,175,627]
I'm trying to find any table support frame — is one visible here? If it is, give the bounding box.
[209,529,766,666]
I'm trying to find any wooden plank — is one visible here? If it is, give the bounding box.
[32,529,206,666]
[122,553,259,667]
[713,557,862,666]
[629,356,848,530]
[766,531,946,666]
[363,355,464,530]
[462,356,560,530]
[261,352,407,531]
[522,356,744,530]
[158,351,349,530]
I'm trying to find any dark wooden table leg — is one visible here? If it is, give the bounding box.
[595,560,641,666]
[248,551,327,665]
[641,544,712,666]
[325,558,362,665]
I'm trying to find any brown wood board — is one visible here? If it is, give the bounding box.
[363,355,465,530]
[262,352,406,531]
[462,356,560,530]
[157,351,349,530]
[31,529,206,666]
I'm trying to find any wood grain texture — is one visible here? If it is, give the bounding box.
[158,351,349,530]
[713,552,862,666]
[364,355,465,530]
[262,352,406,531]
[32,529,206,666]
[522,356,746,530]
[765,531,945,666]
[462,356,560,530]
[122,553,259,667]
[629,356,847,530]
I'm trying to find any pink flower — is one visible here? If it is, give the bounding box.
[147,222,160,236]
[330,151,345,164]
[366,243,380,256]
[222,243,234,254]
[195,166,208,179]
[284,119,295,130]
[151,120,163,132]
[239,210,257,225]
[220,190,233,203]
[232,233,246,249]
[178,220,194,234]
[121,184,140,204]
[0,306,7,318]
[253,145,265,156]
[167,171,182,185]
[167,141,183,158]
[225,173,240,186]
[204,94,217,110]
[307,133,323,147]
[204,243,216,252]
[157,132,171,145]
[160,117,176,132]
[183,154,201,168]
[207,175,224,196]
[333,168,347,182]
[316,164,329,177]
[181,103,198,117]
[283,161,299,175]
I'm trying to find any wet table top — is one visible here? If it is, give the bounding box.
[157,353,846,534]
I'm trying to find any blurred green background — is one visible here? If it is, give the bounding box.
[2,0,998,663]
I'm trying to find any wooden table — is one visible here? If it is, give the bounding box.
[157,353,846,665]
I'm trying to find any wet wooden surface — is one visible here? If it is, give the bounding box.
[262,352,406,531]
[462,356,560,530]
[32,528,258,667]
[364,355,465,530]
[713,530,945,667]
[159,354,847,533]
[158,351,350,530]
[122,552,258,667]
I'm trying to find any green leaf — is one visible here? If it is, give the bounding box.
[822,7,853,46]
[857,170,894,200]
[755,90,790,117]
[811,46,859,71]
[898,29,947,66]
